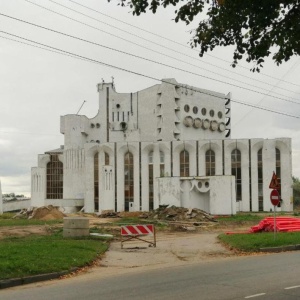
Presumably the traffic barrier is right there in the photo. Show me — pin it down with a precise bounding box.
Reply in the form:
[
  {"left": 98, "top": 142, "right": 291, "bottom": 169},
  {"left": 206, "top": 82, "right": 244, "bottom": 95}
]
[{"left": 120, "top": 224, "right": 156, "bottom": 249}]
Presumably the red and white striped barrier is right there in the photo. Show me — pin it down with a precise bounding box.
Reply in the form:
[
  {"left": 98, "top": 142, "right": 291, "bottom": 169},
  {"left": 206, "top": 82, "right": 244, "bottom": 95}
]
[
  {"left": 120, "top": 224, "right": 156, "bottom": 248},
  {"left": 121, "top": 224, "right": 154, "bottom": 236}
]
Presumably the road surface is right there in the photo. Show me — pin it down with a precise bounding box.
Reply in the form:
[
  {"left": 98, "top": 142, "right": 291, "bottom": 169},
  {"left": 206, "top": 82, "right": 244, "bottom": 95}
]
[{"left": 2, "top": 251, "right": 300, "bottom": 300}]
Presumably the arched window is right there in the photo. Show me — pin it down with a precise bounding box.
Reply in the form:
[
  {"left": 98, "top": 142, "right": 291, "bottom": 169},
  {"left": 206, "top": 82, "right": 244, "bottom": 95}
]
[
  {"left": 257, "top": 149, "right": 263, "bottom": 211},
  {"left": 231, "top": 149, "right": 242, "bottom": 201},
  {"left": 46, "top": 154, "right": 63, "bottom": 199},
  {"left": 124, "top": 152, "right": 134, "bottom": 211},
  {"left": 276, "top": 148, "right": 281, "bottom": 195},
  {"left": 180, "top": 150, "right": 189, "bottom": 177},
  {"left": 94, "top": 153, "right": 99, "bottom": 211},
  {"left": 205, "top": 150, "right": 215, "bottom": 176},
  {"left": 148, "top": 151, "right": 154, "bottom": 210}
]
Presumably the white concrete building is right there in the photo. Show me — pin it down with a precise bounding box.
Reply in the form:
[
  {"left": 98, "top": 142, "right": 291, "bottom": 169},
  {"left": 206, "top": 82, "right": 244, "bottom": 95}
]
[{"left": 31, "top": 79, "right": 293, "bottom": 214}]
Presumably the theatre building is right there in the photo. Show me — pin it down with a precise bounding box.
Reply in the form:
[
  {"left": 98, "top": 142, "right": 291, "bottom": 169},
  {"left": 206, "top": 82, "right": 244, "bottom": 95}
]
[{"left": 31, "top": 79, "right": 293, "bottom": 214}]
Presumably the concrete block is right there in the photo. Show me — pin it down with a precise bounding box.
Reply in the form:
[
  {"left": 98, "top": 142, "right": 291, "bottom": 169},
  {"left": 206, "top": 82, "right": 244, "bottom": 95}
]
[
  {"left": 63, "top": 217, "right": 89, "bottom": 229},
  {"left": 63, "top": 228, "right": 89, "bottom": 237}
]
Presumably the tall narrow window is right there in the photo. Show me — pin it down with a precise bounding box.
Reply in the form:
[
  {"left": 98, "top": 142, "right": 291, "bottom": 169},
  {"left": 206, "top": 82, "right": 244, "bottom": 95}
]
[
  {"left": 94, "top": 153, "right": 99, "bottom": 211},
  {"left": 46, "top": 154, "right": 63, "bottom": 199},
  {"left": 160, "top": 151, "right": 165, "bottom": 176},
  {"left": 124, "top": 152, "right": 134, "bottom": 211},
  {"left": 180, "top": 150, "right": 189, "bottom": 177},
  {"left": 276, "top": 148, "right": 281, "bottom": 196},
  {"left": 257, "top": 149, "right": 263, "bottom": 211},
  {"left": 148, "top": 151, "right": 154, "bottom": 210},
  {"left": 205, "top": 150, "right": 215, "bottom": 176},
  {"left": 105, "top": 152, "right": 110, "bottom": 165},
  {"left": 231, "top": 149, "right": 242, "bottom": 201}
]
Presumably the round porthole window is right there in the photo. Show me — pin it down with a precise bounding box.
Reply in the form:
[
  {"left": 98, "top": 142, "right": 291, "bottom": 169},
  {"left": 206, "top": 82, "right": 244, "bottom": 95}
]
[
  {"left": 202, "top": 119, "right": 210, "bottom": 129},
  {"left": 209, "top": 110, "right": 215, "bottom": 117},
  {"left": 218, "top": 111, "right": 223, "bottom": 119},
  {"left": 193, "top": 118, "right": 202, "bottom": 128},
  {"left": 183, "top": 116, "right": 194, "bottom": 127},
  {"left": 205, "top": 182, "right": 209, "bottom": 188},
  {"left": 193, "top": 106, "right": 198, "bottom": 114},
  {"left": 90, "top": 123, "right": 95, "bottom": 128},
  {"left": 201, "top": 108, "right": 207, "bottom": 116},
  {"left": 184, "top": 104, "right": 190, "bottom": 113},
  {"left": 96, "top": 123, "right": 100, "bottom": 128},
  {"left": 198, "top": 182, "right": 202, "bottom": 189},
  {"left": 218, "top": 122, "right": 226, "bottom": 132},
  {"left": 210, "top": 121, "right": 218, "bottom": 131}
]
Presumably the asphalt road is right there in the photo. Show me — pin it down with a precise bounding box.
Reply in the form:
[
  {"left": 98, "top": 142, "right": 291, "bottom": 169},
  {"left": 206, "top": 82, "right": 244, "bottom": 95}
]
[{"left": 2, "top": 252, "right": 300, "bottom": 300}]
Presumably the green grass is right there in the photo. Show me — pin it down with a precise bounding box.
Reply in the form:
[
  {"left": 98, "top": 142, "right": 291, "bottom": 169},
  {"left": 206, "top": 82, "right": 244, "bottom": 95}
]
[
  {"left": 219, "top": 231, "right": 300, "bottom": 252},
  {"left": 0, "top": 233, "right": 108, "bottom": 280},
  {"left": 216, "top": 214, "right": 265, "bottom": 223},
  {"left": 0, "top": 218, "right": 63, "bottom": 227}
]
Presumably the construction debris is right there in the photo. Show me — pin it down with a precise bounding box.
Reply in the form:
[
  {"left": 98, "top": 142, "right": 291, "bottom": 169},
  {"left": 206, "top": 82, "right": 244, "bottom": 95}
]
[
  {"left": 98, "top": 206, "right": 217, "bottom": 231},
  {"left": 146, "top": 206, "right": 217, "bottom": 223},
  {"left": 13, "top": 205, "right": 66, "bottom": 220}
]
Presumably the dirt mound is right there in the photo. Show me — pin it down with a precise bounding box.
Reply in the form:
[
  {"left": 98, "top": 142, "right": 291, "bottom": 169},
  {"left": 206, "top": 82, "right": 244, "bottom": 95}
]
[
  {"left": 31, "top": 206, "right": 66, "bottom": 220},
  {"left": 14, "top": 205, "right": 66, "bottom": 220}
]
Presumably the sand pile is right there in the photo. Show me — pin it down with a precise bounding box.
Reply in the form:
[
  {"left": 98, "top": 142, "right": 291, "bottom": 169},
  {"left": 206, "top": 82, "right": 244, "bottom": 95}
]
[{"left": 14, "top": 205, "right": 66, "bottom": 220}]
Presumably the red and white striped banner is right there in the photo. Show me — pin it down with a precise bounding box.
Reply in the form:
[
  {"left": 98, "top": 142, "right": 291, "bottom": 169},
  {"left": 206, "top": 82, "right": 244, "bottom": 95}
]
[{"left": 121, "top": 224, "right": 154, "bottom": 236}]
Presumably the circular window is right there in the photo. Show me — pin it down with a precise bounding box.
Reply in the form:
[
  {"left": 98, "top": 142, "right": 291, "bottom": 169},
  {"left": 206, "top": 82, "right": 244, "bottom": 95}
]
[
  {"left": 201, "top": 108, "right": 207, "bottom": 116},
  {"left": 198, "top": 182, "right": 202, "bottom": 189},
  {"left": 219, "top": 122, "right": 226, "bottom": 132},
  {"left": 193, "top": 106, "right": 198, "bottom": 114},
  {"left": 210, "top": 121, "right": 218, "bottom": 131},
  {"left": 193, "top": 118, "right": 202, "bottom": 129},
  {"left": 183, "top": 116, "right": 194, "bottom": 127},
  {"left": 184, "top": 104, "right": 190, "bottom": 113},
  {"left": 116, "top": 104, "right": 120, "bottom": 109},
  {"left": 218, "top": 111, "right": 223, "bottom": 119},
  {"left": 96, "top": 140, "right": 100, "bottom": 143},
  {"left": 90, "top": 123, "right": 95, "bottom": 128},
  {"left": 96, "top": 123, "right": 100, "bottom": 128},
  {"left": 202, "top": 119, "right": 210, "bottom": 129},
  {"left": 205, "top": 182, "right": 209, "bottom": 188},
  {"left": 209, "top": 110, "right": 215, "bottom": 117}
]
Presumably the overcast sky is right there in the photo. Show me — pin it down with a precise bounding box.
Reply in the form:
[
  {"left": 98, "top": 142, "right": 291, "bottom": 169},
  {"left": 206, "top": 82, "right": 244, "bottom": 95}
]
[{"left": 1, "top": 0, "right": 300, "bottom": 196}]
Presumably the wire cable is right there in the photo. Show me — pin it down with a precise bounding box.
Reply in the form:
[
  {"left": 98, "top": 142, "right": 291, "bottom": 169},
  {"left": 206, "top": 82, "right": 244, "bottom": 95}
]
[
  {"left": 1, "top": 30, "right": 299, "bottom": 120},
  {"left": 28, "top": 0, "right": 300, "bottom": 94},
  {"left": 1, "top": 12, "right": 300, "bottom": 106},
  {"left": 66, "top": 0, "right": 300, "bottom": 89}
]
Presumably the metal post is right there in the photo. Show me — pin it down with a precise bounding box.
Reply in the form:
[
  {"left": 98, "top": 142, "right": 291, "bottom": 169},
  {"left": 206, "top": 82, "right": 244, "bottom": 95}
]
[{"left": 274, "top": 205, "right": 277, "bottom": 240}]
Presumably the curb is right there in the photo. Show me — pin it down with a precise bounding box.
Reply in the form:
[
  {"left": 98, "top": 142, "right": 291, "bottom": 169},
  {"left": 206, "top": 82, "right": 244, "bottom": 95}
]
[
  {"left": 260, "top": 244, "right": 300, "bottom": 253},
  {"left": 0, "top": 268, "right": 78, "bottom": 290}
]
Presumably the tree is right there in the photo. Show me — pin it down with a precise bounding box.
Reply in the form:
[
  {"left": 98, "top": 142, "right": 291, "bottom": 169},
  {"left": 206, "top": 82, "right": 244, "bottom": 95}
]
[
  {"left": 110, "top": 0, "right": 300, "bottom": 71},
  {"left": 292, "top": 176, "right": 300, "bottom": 208}
]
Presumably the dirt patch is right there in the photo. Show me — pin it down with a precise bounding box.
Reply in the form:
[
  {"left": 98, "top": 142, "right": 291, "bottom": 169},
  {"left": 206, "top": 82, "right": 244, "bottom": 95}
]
[{"left": 0, "top": 225, "right": 50, "bottom": 239}]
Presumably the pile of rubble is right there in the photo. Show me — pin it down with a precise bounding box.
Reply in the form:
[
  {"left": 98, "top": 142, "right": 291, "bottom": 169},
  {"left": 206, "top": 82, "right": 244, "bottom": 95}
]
[
  {"left": 98, "top": 206, "right": 217, "bottom": 230},
  {"left": 14, "top": 205, "right": 66, "bottom": 220},
  {"left": 145, "top": 206, "right": 217, "bottom": 223}
]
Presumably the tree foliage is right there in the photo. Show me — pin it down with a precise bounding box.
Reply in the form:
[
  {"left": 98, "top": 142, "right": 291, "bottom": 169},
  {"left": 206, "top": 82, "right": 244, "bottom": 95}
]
[{"left": 110, "top": 0, "right": 300, "bottom": 71}]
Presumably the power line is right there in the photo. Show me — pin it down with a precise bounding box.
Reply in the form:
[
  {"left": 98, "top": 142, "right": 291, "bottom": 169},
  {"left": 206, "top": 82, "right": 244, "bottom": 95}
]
[
  {"left": 2, "top": 13, "right": 300, "bottom": 107},
  {"left": 66, "top": 0, "right": 300, "bottom": 89},
  {"left": 1, "top": 30, "right": 299, "bottom": 120},
  {"left": 27, "top": 0, "right": 300, "bottom": 95}
]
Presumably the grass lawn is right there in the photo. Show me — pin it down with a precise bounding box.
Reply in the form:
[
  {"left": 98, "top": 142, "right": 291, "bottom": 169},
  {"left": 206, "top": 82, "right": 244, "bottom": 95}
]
[
  {"left": 0, "top": 233, "right": 108, "bottom": 280},
  {"left": 0, "top": 213, "right": 63, "bottom": 227},
  {"left": 219, "top": 231, "right": 300, "bottom": 252}
]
